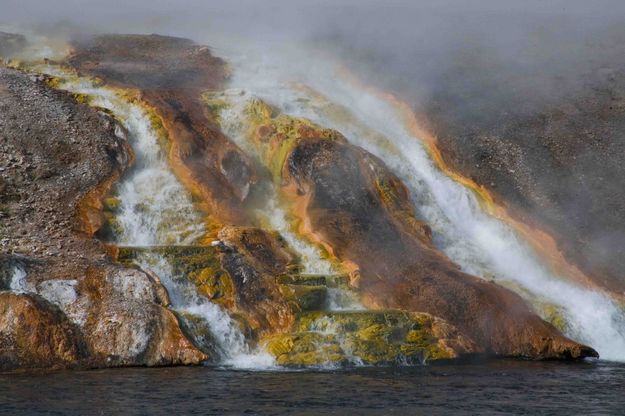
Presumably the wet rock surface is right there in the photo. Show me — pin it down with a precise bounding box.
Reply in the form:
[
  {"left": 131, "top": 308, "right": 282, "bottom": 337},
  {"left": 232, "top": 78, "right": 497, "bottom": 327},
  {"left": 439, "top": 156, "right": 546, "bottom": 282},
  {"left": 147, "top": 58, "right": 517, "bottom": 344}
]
[
  {"left": 116, "top": 237, "right": 297, "bottom": 340},
  {"left": 217, "top": 226, "right": 298, "bottom": 336},
  {"left": 0, "top": 67, "right": 205, "bottom": 370},
  {"left": 263, "top": 310, "right": 476, "bottom": 366},
  {"left": 290, "top": 136, "right": 596, "bottom": 359},
  {"left": 112, "top": 238, "right": 477, "bottom": 366},
  {"left": 244, "top": 100, "right": 598, "bottom": 360},
  {"left": 0, "top": 292, "right": 85, "bottom": 370}
]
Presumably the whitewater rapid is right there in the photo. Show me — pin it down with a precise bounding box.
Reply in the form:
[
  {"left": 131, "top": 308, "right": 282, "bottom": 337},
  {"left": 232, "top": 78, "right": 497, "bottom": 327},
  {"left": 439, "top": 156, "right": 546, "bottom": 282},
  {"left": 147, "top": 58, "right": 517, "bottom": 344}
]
[
  {"left": 38, "top": 67, "right": 275, "bottom": 369},
  {"left": 209, "top": 42, "right": 625, "bottom": 362}
]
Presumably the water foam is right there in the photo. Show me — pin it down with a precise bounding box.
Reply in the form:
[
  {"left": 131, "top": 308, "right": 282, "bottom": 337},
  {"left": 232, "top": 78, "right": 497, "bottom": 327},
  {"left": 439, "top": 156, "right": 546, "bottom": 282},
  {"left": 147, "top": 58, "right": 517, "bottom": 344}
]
[
  {"left": 135, "top": 253, "right": 275, "bottom": 368},
  {"left": 326, "top": 288, "right": 363, "bottom": 312}
]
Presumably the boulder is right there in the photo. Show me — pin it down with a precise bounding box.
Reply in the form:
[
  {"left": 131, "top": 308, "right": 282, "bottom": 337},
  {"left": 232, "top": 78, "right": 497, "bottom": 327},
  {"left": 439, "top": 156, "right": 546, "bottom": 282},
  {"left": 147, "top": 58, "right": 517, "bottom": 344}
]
[{"left": 76, "top": 265, "right": 207, "bottom": 366}]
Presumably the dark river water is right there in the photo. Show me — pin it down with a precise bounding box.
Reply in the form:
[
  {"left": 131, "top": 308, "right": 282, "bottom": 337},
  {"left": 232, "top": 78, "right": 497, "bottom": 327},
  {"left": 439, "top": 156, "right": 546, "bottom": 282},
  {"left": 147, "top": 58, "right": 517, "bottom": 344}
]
[{"left": 1, "top": 360, "right": 624, "bottom": 415}]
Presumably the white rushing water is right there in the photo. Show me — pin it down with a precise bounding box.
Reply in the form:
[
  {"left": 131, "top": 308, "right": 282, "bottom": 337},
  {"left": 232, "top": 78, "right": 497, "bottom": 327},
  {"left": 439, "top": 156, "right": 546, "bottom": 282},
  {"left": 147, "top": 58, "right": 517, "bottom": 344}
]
[
  {"left": 134, "top": 253, "right": 274, "bottom": 368},
  {"left": 325, "top": 288, "right": 363, "bottom": 312},
  {"left": 207, "top": 41, "right": 625, "bottom": 361},
  {"left": 39, "top": 68, "right": 274, "bottom": 369}
]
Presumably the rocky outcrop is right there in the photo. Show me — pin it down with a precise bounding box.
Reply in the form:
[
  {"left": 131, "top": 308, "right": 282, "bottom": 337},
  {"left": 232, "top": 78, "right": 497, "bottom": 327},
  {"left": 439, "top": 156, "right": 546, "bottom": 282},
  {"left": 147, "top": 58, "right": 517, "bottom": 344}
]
[
  {"left": 114, "top": 241, "right": 477, "bottom": 365},
  {"left": 66, "top": 34, "right": 255, "bottom": 226},
  {"left": 116, "top": 236, "right": 298, "bottom": 340},
  {"left": 62, "top": 35, "right": 432, "bottom": 362},
  {"left": 242, "top": 99, "right": 598, "bottom": 360},
  {"left": 2, "top": 31, "right": 600, "bottom": 368},
  {"left": 0, "top": 67, "right": 205, "bottom": 370},
  {"left": 77, "top": 265, "right": 205, "bottom": 366},
  {"left": 0, "top": 292, "right": 85, "bottom": 370}
]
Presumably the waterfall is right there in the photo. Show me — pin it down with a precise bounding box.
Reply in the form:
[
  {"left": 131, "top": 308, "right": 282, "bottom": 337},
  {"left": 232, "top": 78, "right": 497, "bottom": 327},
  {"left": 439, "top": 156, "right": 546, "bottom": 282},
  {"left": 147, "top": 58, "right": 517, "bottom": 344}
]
[
  {"left": 207, "top": 42, "right": 625, "bottom": 362},
  {"left": 215, "top": 87, "right": 365, "bottom": 312},
  {"left": 29, "top": 40, "right": 625, "bottom": 362},
  {"left": 218, "top": 91, "right": 334, "bottom": 276},
  {"left": 39, "top": 67, "right": 275, "bottom": 369}
]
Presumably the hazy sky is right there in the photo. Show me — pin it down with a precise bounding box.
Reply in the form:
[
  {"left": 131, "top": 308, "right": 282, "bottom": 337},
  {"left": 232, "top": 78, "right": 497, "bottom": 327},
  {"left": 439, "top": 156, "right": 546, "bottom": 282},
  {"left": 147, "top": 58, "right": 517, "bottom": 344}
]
[
  {"left": 2, "top": 0, "right": 624, "bottom": 37},
  {"left": 3, "top": 0, "right": 625, "bottom": 114}
]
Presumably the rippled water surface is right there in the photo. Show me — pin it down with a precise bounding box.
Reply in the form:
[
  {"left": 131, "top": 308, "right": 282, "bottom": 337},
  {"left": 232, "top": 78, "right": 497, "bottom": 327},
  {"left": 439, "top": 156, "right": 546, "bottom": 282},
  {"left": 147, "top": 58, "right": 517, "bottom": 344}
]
[{"left": 1, "top": 361, "right": 624, "bottom": 415}]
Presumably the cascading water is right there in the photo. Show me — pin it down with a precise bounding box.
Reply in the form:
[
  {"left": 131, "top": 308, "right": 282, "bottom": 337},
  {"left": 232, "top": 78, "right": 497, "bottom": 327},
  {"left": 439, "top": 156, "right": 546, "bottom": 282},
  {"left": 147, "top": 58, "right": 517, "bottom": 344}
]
[
  {"left": 216, "top": 89, "right": 364, "bottom": 312},
  {"left": 38, "top": 67, "right": 274, "bottom": 369},
  {"left": 258, "top": 189, "right": 333, "bottom": 276},
  {"left": 218, "top": 92, "right": 334, "bottom": 276},
  {"left": 207, "top": 42, "right": 625, "bottom": 362},
  {"left": 20, "top": 37, "right": 624, "bottom": 363}
]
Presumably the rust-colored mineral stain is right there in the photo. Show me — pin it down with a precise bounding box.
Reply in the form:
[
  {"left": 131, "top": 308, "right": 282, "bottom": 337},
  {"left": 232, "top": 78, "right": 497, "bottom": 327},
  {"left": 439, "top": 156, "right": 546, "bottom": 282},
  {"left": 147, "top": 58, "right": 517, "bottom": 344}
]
[
  {"left": 74, "top": 111, "right": 134, "bottom": 237},
  {"left": 144, "top": 100, "right": 232, "bottom": 229},
  {"left": 283, "top": 179, "right": 359, "bottom": 284}
]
